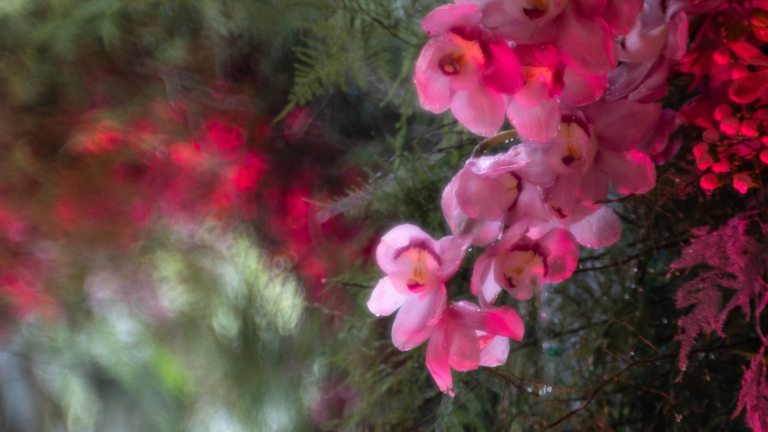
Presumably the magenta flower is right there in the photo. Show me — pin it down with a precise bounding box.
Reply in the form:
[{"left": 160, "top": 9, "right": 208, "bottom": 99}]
[
  {"left": 426, "top": 301, "right": 525, "bottom": 396},
  {"left": 471, "top": 227, "right": 579, "bottom": 303},
  {"left": 368, "top": 224, "right": 468, "bottom": 350},
  {"left": 414, "top": 3, "right": 524, "bottom": 137},
  {"left": 441, "top": 146, "right": 530, "bottom": 245}
]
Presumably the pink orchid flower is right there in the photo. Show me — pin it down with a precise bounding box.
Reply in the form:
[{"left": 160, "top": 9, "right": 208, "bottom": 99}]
[
  {"left": 441, "top": 146, "right": 530, "bottom": 246},
  {"left": 426, "top": 301, "right": 525, "bottom": 396},
  {"left": 414, "top": 3, "right": 524, "bottom": 137},
  {"left": 471, "top": 227, "right": 579, "bottom": 304},
  {"left": 368, "top": 224, "right": 468, "bottom": 350}
]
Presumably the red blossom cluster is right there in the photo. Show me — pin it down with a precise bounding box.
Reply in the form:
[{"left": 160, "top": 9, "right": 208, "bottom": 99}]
[
  {"left": 679, "top": 0, "right": 768, "bottom": 194},
  {"left": 0, "top": 88, "right": 364, "bottom": 330}
]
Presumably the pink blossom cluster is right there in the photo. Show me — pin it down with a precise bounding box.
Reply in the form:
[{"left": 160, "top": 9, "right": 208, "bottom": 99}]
[{"left": 368, "top": 0, "right": 710, "bottom": 396}]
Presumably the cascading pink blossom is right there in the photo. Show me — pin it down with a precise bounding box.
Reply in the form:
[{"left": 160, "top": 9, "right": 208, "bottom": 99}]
[{"left": 368, "top": 0, "right": 689, "bottom": 397}]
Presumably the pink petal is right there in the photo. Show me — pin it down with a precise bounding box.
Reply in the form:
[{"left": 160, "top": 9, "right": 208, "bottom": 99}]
[
  {"left": 436, "top": 235, "right": 469, "bottom": 279},
  {"left": 470, "top": 145, "right": 530, "bottom": 176},
  {"left": 604, "top": 60, "right": 656, "bottom": 101},
  {"left": 548, "top": 170, "right": 609, "bottom": 218},
  {"left": 620, "top": 22, "right": 669, "bottom": 63},
  {"left": 569, "top": 205, "right": 621, "bottom": 248},
  {"left": 603, "top": 0, "right": 643, "bottom": 36},
  {"left": 478, "top": 336, "right": 510, "bottom": 367},
  {"left": 483, "top": 39, "right": 524, "bottom": 94},
  {"left": 391, "top": 285, "right": 447, "bottom": 351},
  {"left": 471, "top": 252, "right": 502, "bottom": 305},
  {"left": 367, "top": 277, "right": 408, "bottom": 317},
  {"left": 492, "top": 219, "right": 530, "bottom": 252},
  {"left": 421, "top": 4, "right": 482, "bottom": 36},
  {"left": 426, "top": 323, "right": 454, "bottom": 396},
  {"left": 507, "top": 97, "right": 561, "bottom": 142},
  {"left": 508, "top": 183, "right": 552, "bottom": 230},
  {"left": 441, "top": 175, "right": 503, "bottom": 246},
  {"left": 664, "top": 11, "right": 688, "bottom": 61},
  {"left": 447, "top": 322, "right": 481, "bottom": 371},
  {"left": 625, "top": 58, "right": 671, "bottom": 102},
  {"left": 414, "top": 38, "right": 453, "bottom": 113},
  {"left": 483, "top": 7, "right": 538, "bottom": 42},
  {"left": 517, "top": 146, "right": 559, "bottom": 186},
  {"left": 539, "top": 228, "right": 579, "bottom": 282},
  {"left": 729, "top": 70, "right": 768, "bottom": 104},
  {"left": 375, "top": 224, "right": 433, "bottom": 275},
  {"left": 451, "top": 86, "right": 506, "bottom": 137},
  {"left": 573, "top": 0, "right": 607, "bottom": 17},
  {"left": 484, "top": 306, "right": 525, "bottom": 340},
  {"left": 639, "top": 109, "right": 681, "bottom": 161},
  {"left": 514, "top": 43, "right": 561, "bottom": 67},
  {"left": 729, "top": 39, "right": 768, "bottom": 67},
  {"left": 587, "top": 100, "right": 661, "bottom": 152},
  {"left": 561, "top": 69, "right": 608, "bottom": 106},
  {"left": 597, "top": 149, "right": 656, "bottom": 194},
  {"left": 455, "top": 166, "right": 511, "bottom": 220},
  {"left": 559, "top": 7, "right": 615, "bottom": 75}
]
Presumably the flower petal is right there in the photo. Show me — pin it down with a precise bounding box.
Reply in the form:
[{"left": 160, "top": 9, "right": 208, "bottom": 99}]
[
  {"left": 604, "top": 60, "right": 655, "bottom": 101},
  {"left": 569, "top": 205, "right": 621, "bottom": 249},
  {"left": 597, "top": 148, "right": 656, "bottom": 194},
  {"left": 367, "top": 277, "right": 408, "bottom": 317},
  {"left": 730, "top": 70, "right": 768, "bottom": 104},
  {"left": 539, "top": 228, "right": 579, "bottom": 282},
  {"left": 414, "top": 38, "right": 453, "bottom": 113},
  {"left": 471, "top": 252, "right": 502, "bottom": 306},
  {"left": 587, "top": 100, "right": 661, "bottom": 152},
  {"left": 421, "top": 3, "right": 482, "bottom": 36},
  {"left": 484, "top": 306, "right": 525, "bottom": 340},
  {"left": 436, "top": 235, "right": 469, "bottom": 279},
  {"left": 426, "top": 323, "right": 454, "bottom": 396},
  {"left": 507, "top": 97, "right": 561, "bottom": 142},
  {"left": 603, "top": 0, "right": 643, "bottom": 36},
  {"left": 574, "top": 0, "right": 607, "bottom": 17},
  {"left": 455, "top": 166, "right": 510, "bottom": 220},
  {"left": 664, "top": 11, "right": 688, "bottom": 61},
  {"left": 478, "top": 336, "right": 510, "bottom": 367},
  {"left": 451, "top": 86, "right": 506, "bottom": 137},
  {"left": 561, "top": 69, "right": 608, "bottom": 106},
  {"left": 619, "top": 22, "right": 669, "bottom": 63},
  {"left": 483, "top": 39, "right": 523, "bottom": 94},
  {"left": 441, "top": 175, "right": 503, "bottom": 246},
  {"left": 559, "top": 6, "right": 615, "bottom": 75},
  {"left": 391, "top": 285, "right": 447, "bottom": 351},
  {"left": 447, "top": 322, "right": 481, "bottom": 372}
]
